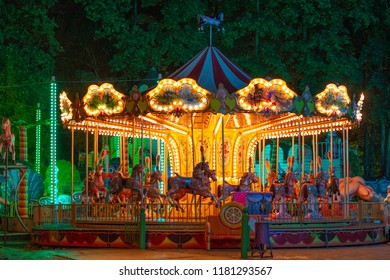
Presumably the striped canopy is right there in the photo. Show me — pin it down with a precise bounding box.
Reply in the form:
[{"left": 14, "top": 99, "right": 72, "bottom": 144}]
[{"left": 168, "top": 46, "right": 252, "bottom": 94}]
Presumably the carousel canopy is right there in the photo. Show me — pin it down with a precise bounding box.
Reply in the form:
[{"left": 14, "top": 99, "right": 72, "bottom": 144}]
[
  {"left": 168, "top": 46, "right": 252, "bottom": 94},
  {"left": 59, "top": 46, "right": 365, "bottom": 138}
]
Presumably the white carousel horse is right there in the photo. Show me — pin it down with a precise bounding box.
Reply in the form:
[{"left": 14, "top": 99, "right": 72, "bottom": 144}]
[
  {"left": 217, "top": 172, "right": 259, "bottom": 202},
  {"left": 0, "top": 118, "right": 16, "bottom": 164},
  {"left": 270, "top": 156, "right": 297, "bottom": 219},
  {"left": 197, "top": 13, "right": 224, "bottom": 32},
  {"left": 339, "top": 176, "right": 379, "bottom": 202}
]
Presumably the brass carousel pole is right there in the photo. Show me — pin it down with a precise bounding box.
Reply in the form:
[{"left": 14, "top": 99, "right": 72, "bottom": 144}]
[
  {"left": 298, "top": 118, "right": 302, "bottom": 203},
  {"left": 276, "top": 137, "right": 279, "bottom": 179},
  {"left": 262, "top": 136, "right": 266, "bottom": 190},
  {"left": 346, "top": 126, "right": 350, "bottom": 205},
  {"left": 258, "top": 137, "right": 261, "bottom": 191},
  {"left": 312, "top": 134, "right": 316, "bottom": 177},
  {"left": 302, "top": 133, "right": 305, "bottom": 180},
  {"left": 71, "top": 127, "right": 74, "bottom": 204},
  {"left": 191, "top": 113, "right": 195, "bottom": 173},
  {"left": 221, "top": 115, "right": 225, "bottom": 194},
  {"left": 85, "top": 125, "right": 89, "bottom": 205},
  {"left": 132, "top": 117, "right": 135, "bottom": 169}
]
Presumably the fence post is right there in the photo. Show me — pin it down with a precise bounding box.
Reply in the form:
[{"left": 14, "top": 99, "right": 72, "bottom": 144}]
[
  {"left": 241, "top": 208, "right": 249, "bottom": 259},
  {"left": 384, "top": 202, "right": 389, "bottom": 239},
  {"left": 139, "top": 207, "right": 146, "bottom": 249},
  {"left": 71, "top": 203, "right": 76, "bottom": 228}
]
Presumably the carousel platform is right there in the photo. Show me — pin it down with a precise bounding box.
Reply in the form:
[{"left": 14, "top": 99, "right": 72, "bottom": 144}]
[{"left": 29, "top": 214, "right": 388, "bottom": 249}]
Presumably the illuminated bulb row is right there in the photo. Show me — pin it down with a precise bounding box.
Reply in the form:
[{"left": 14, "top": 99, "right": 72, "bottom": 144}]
[
  {"left": 69, "top": 125, "right": 166, "bottom": 138},
  {"left": 316, "top": 84, "right": 351, "bottom": 116},
  {"left": 168, "top": 136, "right": 180, "bottom": 174},
  {"left": 59, "top": 92, "right": 73, "bottom": 122},
  {"left": 83, "top": 83, "right": 125, "bottom": 117},
  {"left": 149, "top": 78, "right": 210, "bottom": 97},
  {"left": 232, "top": 135, "right": 242, "bottom": 177}
]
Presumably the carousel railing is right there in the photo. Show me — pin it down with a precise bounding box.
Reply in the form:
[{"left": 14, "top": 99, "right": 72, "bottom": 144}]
[{"left": 31, "top": 201, "right": 387, "bottom": 229}]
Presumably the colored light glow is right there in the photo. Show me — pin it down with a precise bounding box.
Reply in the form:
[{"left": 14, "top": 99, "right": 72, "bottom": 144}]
[
  {"left": 36, "top": 103, "right": 41, "bottom": 174},
  {"left": 50, "top": 78, "right": 58, "bottom": 204}
]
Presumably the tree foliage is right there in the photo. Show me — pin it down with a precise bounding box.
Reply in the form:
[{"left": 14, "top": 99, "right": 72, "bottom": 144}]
[{"left": 1, "top": 0, "right": 389, "bottom": 179}]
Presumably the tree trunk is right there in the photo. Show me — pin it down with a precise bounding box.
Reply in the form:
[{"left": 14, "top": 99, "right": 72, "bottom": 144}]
[
  {"left": 381, "top": 122, "right": 386, "bottom": 175},
  {"left": 386, "top": 125, "right": 390, "bottom": 177},
  {"left": 364, "top": 125, "right": 369, "bottom": 178},
  {"left": 369, "top": 125, "right": 375, "bottom": 179}
]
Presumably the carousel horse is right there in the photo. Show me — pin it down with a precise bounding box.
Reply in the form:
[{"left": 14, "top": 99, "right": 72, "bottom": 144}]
[
  {"left": 0, "top": 118, "right": 16, "bottom": 164},
  {"left": 264, "top": 159, "right": 277, "bottom": 192},
  {"left": 339, "top": 176, "right": 379, "bottom": 202},
  {"left": 301, "top": 175, "right": 322, "bottom": 219},
  {"left": 144, "top": 169, "right": 166, "bottom": 215},
  {"left": 217, "top": 171, "right": 259, "bottom": 202},
  {"left": 123, "top": 163, "right": 147, "bottom": 203},
  {"left": 327, "top": 166, "right": 341, "bottom": 203},
  {"left": 109, "top": 169, "right": 130, "bottom": 204},
  {"left": 145, "top": 170, "right": 164, "bottom": 204},
  {"left": 81, "top": 171, "right": 99, "bottom": 203},
  {"left": 197, "top": 12, "right": 224, "bottom": 32},
  {"left": 93, "top": 165, "right": 106, "bottom": 201},
  {"left": 270, "top": 156, "right": 297, "bottom": 219},
  {"left": 166, "top": 161, "right": 219, "bottom": 211}
]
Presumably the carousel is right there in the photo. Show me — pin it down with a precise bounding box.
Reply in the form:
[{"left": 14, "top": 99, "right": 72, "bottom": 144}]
[{"left": 30, "top": 45, "right": 388, "bottom": 250}]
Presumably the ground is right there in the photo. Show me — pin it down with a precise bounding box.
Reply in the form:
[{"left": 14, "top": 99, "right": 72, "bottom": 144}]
[{"left": 1, "top": 240, "right": 390, "bottom": 260}]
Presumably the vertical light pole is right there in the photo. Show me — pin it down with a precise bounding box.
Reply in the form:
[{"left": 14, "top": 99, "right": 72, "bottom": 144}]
[
  {"left": 50, "top": 76, "right": 58, "bottom": 204},
  {"left": 36, "top": 103, "right": 41, "bottom": 174}
]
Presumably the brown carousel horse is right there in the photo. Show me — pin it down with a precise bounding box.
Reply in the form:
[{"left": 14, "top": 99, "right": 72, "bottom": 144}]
[
  {"left": 145, "top": 170, "right": 164, "bottom": 203},
  {"left": 120, "top": 163, "right": 147, "bottom": 204},
  {"left": 0, "top": 118, "right": 16, "bottom": 164},
  {"left": 166, "top": 161, "right": 219, "bottom": 211},
  {"left": 81, "top": 165, "right": 107, "bottom": 203},
  {"left": 109, "top": 168, "right": 130, "bottom": 204}
]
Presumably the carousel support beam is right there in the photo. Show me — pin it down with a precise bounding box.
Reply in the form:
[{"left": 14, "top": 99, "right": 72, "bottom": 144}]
[
  {"left": 222, "top": 116, "right": 225, "bottom": 190},
  {"left": 85, "top": 125, "right": 89, "bottom": 205},
  {"left": 298, "top": 118, "right": 302, "bottom": 202},
  {"left": 276, "top": 137, "right": 279, "bottom": 179},
  {"left": 346, "top": 128, "right": 350, "bottom": 204},
  {"left": 191, "top": 113, "right": 195, "bottom": 172},
  {"left": 71, "top": 127, "right": 74, "bottom": 204},
  {"left": 132, "top": 118, "right": 136, "bottom": 169},
  {"left": 312, "top": 135, "right": 316, "bottom": 176},
  {"left": 258, "top": 137, "right": 261, "bottom": 190},
  {"left": 302, "top": 134, "right": 305, "bottom": 180},
  {"left": 262, "top": 137, "right": 265, "bottom": 191}
]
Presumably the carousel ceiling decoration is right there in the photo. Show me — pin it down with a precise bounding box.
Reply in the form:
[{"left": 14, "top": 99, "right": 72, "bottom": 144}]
[
  {"left": 315, "top": 83, "right": 351, "bottom": 119},
  {"left": 82, "top": 83, "right": 125, "bottom": 117},
  {"left": 236, "top": 78, "right": 297, "bottom": 115},
  {"left": 146, "top": 78, "right": 209, "bottom": 117}
]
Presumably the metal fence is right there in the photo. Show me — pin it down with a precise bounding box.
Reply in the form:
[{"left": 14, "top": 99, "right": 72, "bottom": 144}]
[{"left": 31, "top": 201, "right": 388, "bottom": 229}]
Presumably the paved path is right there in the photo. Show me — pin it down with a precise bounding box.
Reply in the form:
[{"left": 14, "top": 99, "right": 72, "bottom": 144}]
[{"left": 1, "top": 241, "right": 390, "bottom": 260}]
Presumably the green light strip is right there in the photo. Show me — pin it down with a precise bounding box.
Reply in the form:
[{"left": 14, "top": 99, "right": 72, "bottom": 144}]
[
  {"left": 36, "top": 103, "right": 41, "bottom": 174},
  {"left": 50, "top": 79, "right": 57, "bottom": 203}
]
